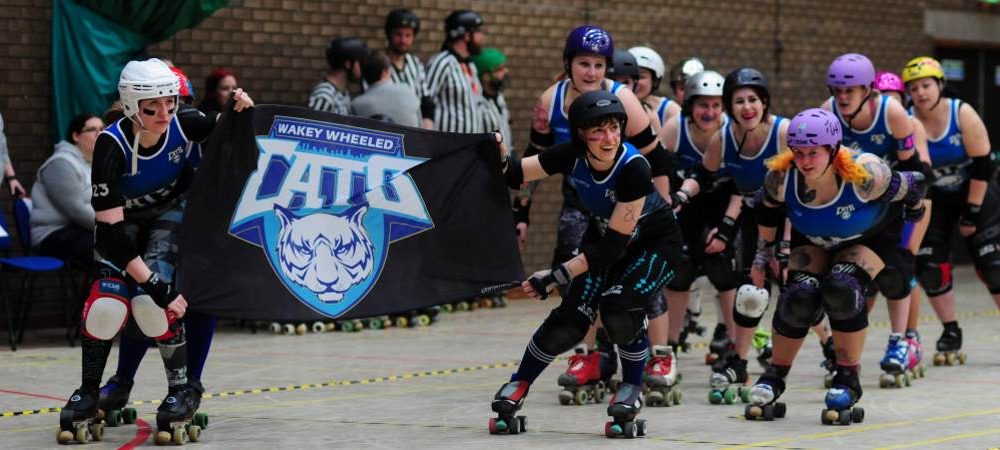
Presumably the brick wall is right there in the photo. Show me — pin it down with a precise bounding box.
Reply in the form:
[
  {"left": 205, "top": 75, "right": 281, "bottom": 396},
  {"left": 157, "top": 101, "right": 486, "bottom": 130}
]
[{"left": 0, "top": 0, "right": 983, "bottom": 327}]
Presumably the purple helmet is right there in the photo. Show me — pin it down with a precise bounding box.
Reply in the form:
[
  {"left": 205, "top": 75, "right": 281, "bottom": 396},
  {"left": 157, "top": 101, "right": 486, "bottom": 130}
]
[
  {"left": 786, "top": 108, "right": 842, "bottom": 150},
  {"left": 563, "top": 25, "right": 614, "bottom": 68},
  {"left": 827, "top": 53, "right": 875, "bottom": 88},
  {"left": 874, "top": 70, "right": 905, "bottom": 94}
]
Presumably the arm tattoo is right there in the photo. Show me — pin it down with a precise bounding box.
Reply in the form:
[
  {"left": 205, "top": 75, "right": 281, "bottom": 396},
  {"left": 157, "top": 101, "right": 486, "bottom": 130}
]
[
  {"left": 763, "top": 170, "right": 785, "bottom": 203},
  {"left": 623, "top": 204, "right": 638, "bottom": 224},
  {"left": 796, "top": 172, "right": 817, "bottom": 203},
  {"left": 860, "top": 160, "right": 891, "bottom": 198}
]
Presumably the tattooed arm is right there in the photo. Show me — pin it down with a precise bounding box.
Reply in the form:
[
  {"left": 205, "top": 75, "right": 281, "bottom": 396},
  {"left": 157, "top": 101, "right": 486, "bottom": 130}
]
[{"left": 855, "top": 153, "right": 893, "bottom": 201}]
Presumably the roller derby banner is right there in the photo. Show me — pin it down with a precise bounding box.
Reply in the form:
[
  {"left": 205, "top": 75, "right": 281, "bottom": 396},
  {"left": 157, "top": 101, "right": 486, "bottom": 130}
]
[{"left": 178, "top": 104, "right": 523, "bottom": 320}]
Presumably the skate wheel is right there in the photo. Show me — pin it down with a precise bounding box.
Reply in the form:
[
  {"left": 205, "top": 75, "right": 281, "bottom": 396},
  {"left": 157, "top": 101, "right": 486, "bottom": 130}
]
[
  {"left": 723, "top": 388, "right": 737, "bottom": 404},
  {"left": 269, "top": 322, "right": 282, "bottom": 334},
  {"left": 488, "top": 417, "right": 502, "bottom": 434},
  {"left": 155, "top": 430, "right": 172, "bottom": 445},
  {"left": 456, "top": 302, "right": 469, "bottom": 312},
  {"left": 90, "top": 422, "right": 103, "bottom": 441},
  {"left": 517, "top": 415, "right": 527, "bottom": 432},
  {"left": 708, "top": 390, "right": 722, "bottom": 405},
  {"left": 739, "top": 387, "right": 751, "bottom": 404},
  {"left": 623, "top": 421, "right": 636, "bottom": 439},
  {"left": 903, "top": 373, "right": 911, "bottom": 387},
  {"left": 124, "top": 407, "right": 137, "bottom": 424},
  {"left": 933, "top": 353, "right": 945, "bottom": 366},
  {"left": 774, "top": 402, "right": 787, "bottom": 419},
  {"left": 673, "top": 389, "right": 683, "bottom": 405},
  {"left": 415, "top": 315, "right": 431, "bottom": 327},
  {"left": 821, "top": 409, "right": 836, "bottom": 425},
  {"left": 595, "top": 387, "right": 606, "bottom": 402},
  {"left": 574, "top": 389, "right": 588, "bottom": 405},
  {"left": 441, "top": 304, "right": 454, "bottom": 313},
  {"left": 958, "top": 353, "right": 967, "bottom": 365},
  {"left": 762, "top": 404, "right": 775, "bottom": 421},
  {"left": 918, "top": 365, "right": 926, "bottom": 378},
  {"left": 480, "top": 298, "right": 493, "bottom": 308},
  {"left": 340, "top": 321, "right": 355, "bottom": 332},
  {"left": 312, "top": 322, "right": 326, "bottom": 333},
  {"left": 282, "top": 324, "right": 295, "bottom": 335},
  {"left": 745, "top": 405, "right": 762, "bottom": 420},
  {"left": 194, "top": 412, "right": 209, "bottom": 429},
  {"left": 838, "top": 409, "right": 852, "bottom": 425},
  {"left": 649, "top": 390, "right": 665, "bottom": 406},
  {"left": 604, "top": 421, "right": 616, "bottom": 438},
  {"left": 705, "top": 353, "right": 717, "bottom": 365},
  {"left": 173, "top": 427, "right": 186, "bottom": 445},
  {"left": 107, "top": 409, "right": 122, "bottom": 427},
  {"left": 558, "top": 391, "right": 572, "bottom": 405},
  {"left": 57, "top": 428, "right": 73, "bottom": 444},
  {"left": 636, "top": 419, "right": 646, "bottom": 437},
  {"left": 608, "top": 379, "right": 620, "bottom": 393},
  {"left": 187, "top": 424, "right": 201, "bottom": 442},
  {"left": 506, "top": 417, "right": 519, "bottom": 435},
  {"left": 395, "top": 317, "right": 408, "bottom": 328},
  {"left": 74, "top": 425, "right": 88, "bottom": 443},
  {"left": 851, "top": 406, "right": 865, "bottom": 423}
]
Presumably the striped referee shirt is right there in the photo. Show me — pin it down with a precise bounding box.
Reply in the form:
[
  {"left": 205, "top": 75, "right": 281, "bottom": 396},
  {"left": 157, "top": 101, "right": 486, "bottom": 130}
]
[
  {"left": 391, "top": 53, "right": 428, "bottom": 100},
  {"left": 426, "top": 49, "right": 483, "bottom": 133},
  {"left": 479, "top": 93, "right": 514, "bottom": 148},
  {"left": 308, "top": 80, "right": 351, "bottom": 115}
]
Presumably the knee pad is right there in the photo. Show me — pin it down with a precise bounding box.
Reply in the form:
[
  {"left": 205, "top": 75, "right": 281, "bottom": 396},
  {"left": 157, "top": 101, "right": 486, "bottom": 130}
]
[
  {"left": 665, "top": 251, "right": 697, "bottom": 291},
  {"left": 81, "top": 278, "right": 130, "bottom": 341},
  {"left": 916, "top": 260, "right": 952, "bottom": 296},
  {"left": 535, "top": 309, "right": 588, "bottom": 356},
  {"left": 976, "top": 263, "right": 1000, "bottom": 294},
  {"left": 772, "top": 271, "right": 823, "bottom": 339},
  {"left": 734, "top": 284, "right": 770, "bottom": 328},
  {"left": 822, "top": 263, "right": 871, "bottom": 332},
  {"left": 600, "top": 307, "right": 648, "bottom": 346},
  {"left": 703, "top": 251, "right": 738, "bottom": 291},
  {"left": 131, "top": 294, "right": 178, "bottom": 340},
  {"left": 875, "top": 265, "right": 912, "bottom": 300}
]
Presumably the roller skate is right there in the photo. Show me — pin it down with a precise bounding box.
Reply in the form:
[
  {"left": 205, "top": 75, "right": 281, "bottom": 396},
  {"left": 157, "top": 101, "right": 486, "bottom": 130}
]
[
  {"left": 154, "top": 384, "right": 207, "bottom": 445},
  {"left": 604, "top": 383, "right": 646, "bottom": 438},
  {"left": 98, "top": 375, "right": 137, "bottom": 427},
  {"left": 676, "top": 306, "right": 705, "bottom": 354},
  {"left": 57, "top": 388, "right": 104, "bottom": 444},
  {"left": 705, "top": 323, "right": 731, "bottom": 365},
  {"left": 820, "top": 337, "right": 837, "bottom": 388},
  {"left": 905, "top": 330, "right": 925, "bottom": 379},
  {"left": 753, "top": 328, "right": 773, "bottom": 371},
  {"left": 709, "top": 354, "right": 749, "bottom": 404},
  {"left": 744, "top": 365, "right": 788, "bottom": 421},
  {"left": 643, "top": 345, "right": 681, "bottom": 407},
  {"left": 489, "top": 381, "right": 528, "bottom": 435},
  {"left": 821, "top": 365, "right": 865, "bottom": 425},
  {"left": 557, "top": 347, "right": 612, "bottom": 405},
  {"left": 879, "top": 333, "right": 911, "bottom": 388},
  {"left": 933, "top": 323, "right": 967, "bottom": 366}
]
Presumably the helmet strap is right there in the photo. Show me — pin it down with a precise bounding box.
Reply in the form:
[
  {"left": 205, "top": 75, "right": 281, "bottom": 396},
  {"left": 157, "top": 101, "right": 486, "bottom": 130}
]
[
  {"left": 128, "top": 116, "right": 146, "bottom": 176},
  {"left": 930, "top": 79, "right": 945, "bottom": 110},
  {"left": 842, "top": 88, "right": 873, "bottom": 130}
]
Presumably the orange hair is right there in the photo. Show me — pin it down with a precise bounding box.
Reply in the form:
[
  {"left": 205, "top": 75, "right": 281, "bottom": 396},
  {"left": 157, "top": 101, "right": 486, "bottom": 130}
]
[{"left": 764, "top": 147, "right": 870, "bottom": 185}]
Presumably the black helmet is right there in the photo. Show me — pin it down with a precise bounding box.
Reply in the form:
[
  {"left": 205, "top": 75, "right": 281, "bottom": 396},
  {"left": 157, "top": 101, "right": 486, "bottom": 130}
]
[
  {"left": 723, "top": 67, "right": 770, "bottom": 120},
  {"left": 569, "top": 90, "right": 627, "bottom": 150},
  {"left": 445, "top": 10, "right": 484, "bottom": 40},
  {"left": 607, "top": 49, "right": 640, "bottom": 81},
  {"left": 385, "top": 9, "right": 420, "bottom": 37},
  {"left": 326, "top": 37, "right": 369, "bottom": 70}
]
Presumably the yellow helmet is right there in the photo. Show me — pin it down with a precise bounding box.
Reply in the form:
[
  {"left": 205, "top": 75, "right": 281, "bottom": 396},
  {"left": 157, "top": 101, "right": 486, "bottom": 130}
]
[{"left": 901, "top": 56, "right": 944, "bottom": 83}]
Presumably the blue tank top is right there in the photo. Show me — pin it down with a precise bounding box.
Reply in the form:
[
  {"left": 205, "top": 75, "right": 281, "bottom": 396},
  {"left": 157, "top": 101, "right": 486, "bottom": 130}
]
[
  {"left": 655, "top": 97, "right": 674, "bottom": 127},
  {"left": 675, "top": 113, "right": 730, "bottom": 172},
  {"left": 567, "top": 143, "right": 665, "bottom": 221},
  {"left": 722, "top": 116, "right": 786, "bottom": 194},
  {"left": 832, "top": 94, "right": 894, "bottom": 158},
  {"left": 784, "top": 157, "right": 889, "bottom": 248},
  {"left": 549, "top": 79, "right": 624, "bottom": 145},
  {"left": 104, "top": 115, "right": 192, "bottom": 203},
  {"left": 913, "top": 99, "right": 968, "bottom": 192}
]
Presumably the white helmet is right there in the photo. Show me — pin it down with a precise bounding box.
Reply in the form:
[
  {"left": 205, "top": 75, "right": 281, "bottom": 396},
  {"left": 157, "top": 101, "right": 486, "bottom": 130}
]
[
  {"left": 684, "top": 70, "right": 724, "bottom": 98},
  {"left": 118, "top": 58, "right": 179, "bottom": 118},
  {"left": 627, "top": 46, "right": 665, "bottom": 80}
]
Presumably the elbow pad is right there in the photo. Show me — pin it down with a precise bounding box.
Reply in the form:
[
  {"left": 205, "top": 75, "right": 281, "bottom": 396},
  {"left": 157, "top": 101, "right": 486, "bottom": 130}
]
[
  {"left": 523, "top": 142, "right": 541, "bottom": 158},
  {"left": 883, "top": 171, "right": 927, "bottom": 208},
  {"left": 95, "top": 221, "right": 139, "bottom": 270},
  {"left": 582, "top": 228, "right": 630, "bottom": 271},
  {"left": 645, "top": 143, "right": 674, "bottom": 177},
  {"left": 504, "top": 152, "right": 524, "bottom": 189},
  {"left": 970, "top": 155, "right": 993, "bottom": 181},
  {"left": 419, "top": 96, "right": 435, "bottom": 120},
  {"left": 530, "top": 128, "right": 554, "bottom": 148},
  {"left": 626, "top": 124, "right": 657, "bottom": 149},
  {"left": 755, "top": 201, "right": 784, "bottom": 228}
]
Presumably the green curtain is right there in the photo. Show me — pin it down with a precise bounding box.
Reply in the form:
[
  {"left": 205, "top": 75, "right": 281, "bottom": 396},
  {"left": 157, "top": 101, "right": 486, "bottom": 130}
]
[
  {"left": 50, "top": 0, "right": 228, "bottom": 141},
  {"left": 75, "top": 0, "right": 228, "bottom": 43},
  {"left": 51, "top": 0, "right": 147, "bottom": 142}
]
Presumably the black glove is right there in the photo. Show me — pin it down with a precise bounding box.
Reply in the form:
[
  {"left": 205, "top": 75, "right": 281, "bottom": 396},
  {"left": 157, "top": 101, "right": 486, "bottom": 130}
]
[
  {"left": 714, "top": 216, "right": 737, "bottom": 245},
  {"left": 140, "top": 273, "right": 179, "bottom": 309},
  {"left": 669, "top": 189, "right": 691, "bottom": 209},
  {"left": 960, "top": 203, "right": 981, "bottom": 228},
  {"left": 527, "top": 265, "right": 571, "bottom": 300},
  {"left": 904, "top": 204, "right": 926, "bottom": 222}
]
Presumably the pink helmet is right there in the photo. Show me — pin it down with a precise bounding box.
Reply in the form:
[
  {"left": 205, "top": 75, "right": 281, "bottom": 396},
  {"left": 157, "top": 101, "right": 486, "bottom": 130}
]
[{"left": 874, "top": 71, "right": 904, "bottom": 94}]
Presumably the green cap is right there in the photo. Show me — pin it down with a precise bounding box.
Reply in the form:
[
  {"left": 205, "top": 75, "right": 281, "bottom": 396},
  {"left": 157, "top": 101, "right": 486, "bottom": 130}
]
[{"left": 471, "top": 48, "right": 507, "bottom": 75}]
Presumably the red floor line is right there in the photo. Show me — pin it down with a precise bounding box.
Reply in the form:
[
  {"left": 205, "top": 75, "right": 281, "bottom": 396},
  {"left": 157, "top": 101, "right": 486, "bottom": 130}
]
[
  {"left": 118, "top": 418, "right": 151, "bottom": 450},
  {"left": 0, "top": 388, "right": 65, "bottom": 402}
]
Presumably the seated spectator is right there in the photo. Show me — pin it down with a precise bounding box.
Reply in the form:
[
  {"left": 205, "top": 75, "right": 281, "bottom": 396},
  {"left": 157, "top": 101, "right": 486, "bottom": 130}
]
[
  {"left": 0, "top": 111, "right": 26, "bottom": 197},
  {"left": 30, "top": 113, "right": 99, "bottom": 268},
  {"left": 199, "top": 68, "right": 238, "bottom": 117},
  {"left": 351, "top": 51, "right": 421, "bottom": 127}
]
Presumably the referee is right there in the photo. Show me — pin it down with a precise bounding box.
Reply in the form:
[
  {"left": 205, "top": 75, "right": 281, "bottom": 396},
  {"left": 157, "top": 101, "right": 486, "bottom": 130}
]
[
  {"left": 384, "top": 9, "right": 435, "bottom": 129},
  {"left": 309, "top": 37, "right": 368, "bottom": 115},
  {"left": 425, "top": 10, "right": 485, "bottom": 133}
]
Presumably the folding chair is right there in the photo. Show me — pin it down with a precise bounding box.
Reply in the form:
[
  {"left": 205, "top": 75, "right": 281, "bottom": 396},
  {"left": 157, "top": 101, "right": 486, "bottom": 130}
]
[{"left": 3, "top": 198, "right": 68, "bottom": 350}]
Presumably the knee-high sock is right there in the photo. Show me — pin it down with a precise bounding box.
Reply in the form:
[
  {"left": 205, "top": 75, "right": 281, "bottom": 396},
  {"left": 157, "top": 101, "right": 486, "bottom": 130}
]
[
  {"left": 115, "top": 329, "right": 152, "bottom": 381},
  {"left": 183, "top": 312, "right": 218, "bottom": 383},
  {"left": 156, "top": 323, "right": 188, "bottom": 389},
  {"left": 82, "top": 336, "right": 113, "bottom": 391},
  {"left": 511, "top": 334, "right": 557, "bottom": 384},
  {"left": 618, "top": 336, "right": 649, "bottom": 386}
]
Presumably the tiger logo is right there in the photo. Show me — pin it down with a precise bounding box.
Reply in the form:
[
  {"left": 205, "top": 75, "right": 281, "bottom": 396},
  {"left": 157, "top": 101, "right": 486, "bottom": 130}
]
[{"left": 274, "top": 205, "right": 376, "bottom": 302}]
